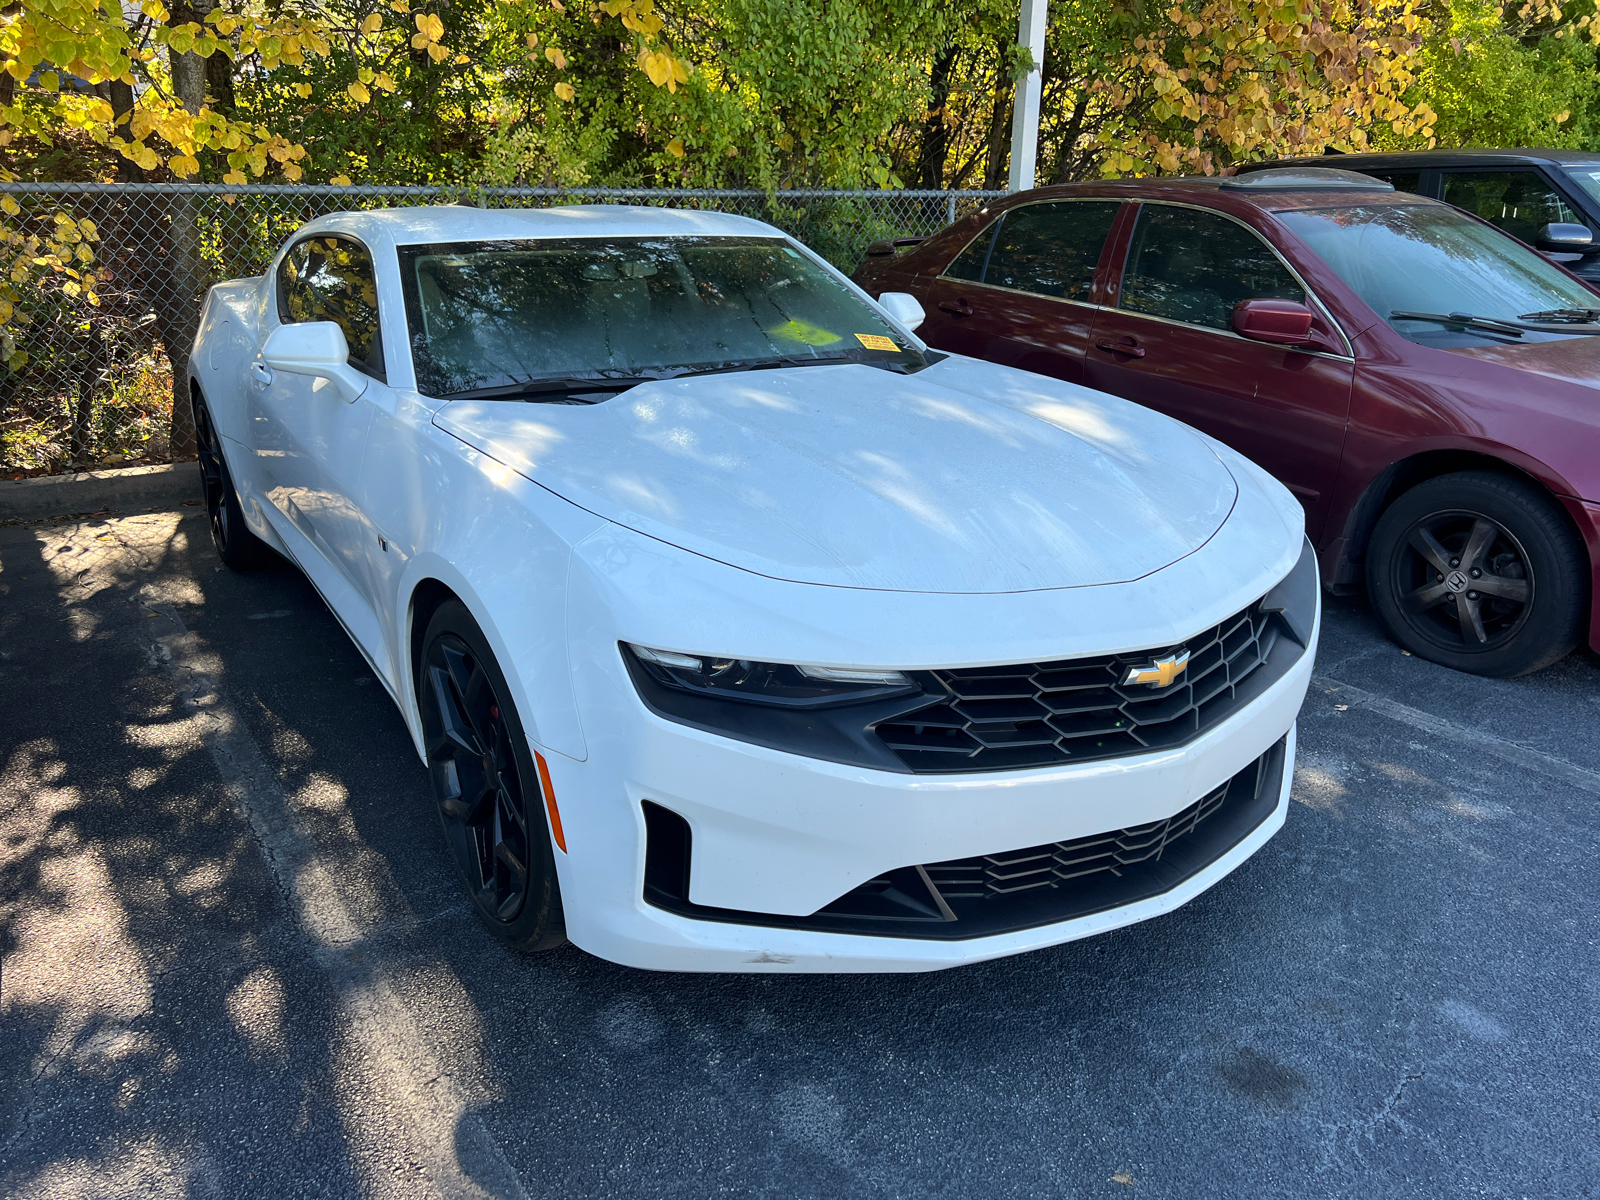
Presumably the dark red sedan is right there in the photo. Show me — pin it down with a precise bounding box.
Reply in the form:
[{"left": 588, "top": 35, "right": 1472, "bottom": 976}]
[{"left": 855, "top": 166, "right": 1600, "bottom": 677}]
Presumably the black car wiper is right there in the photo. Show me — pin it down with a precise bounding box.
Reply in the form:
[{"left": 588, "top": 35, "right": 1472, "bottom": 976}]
[
  {"left": 1516, "top": 307, "right": 1600, "bottom": 324},
  {"left": 674, "top": 353, "right": 922, "bottom": 379},
  {"left": 1391, "top": 310, "right": 1524, "bottom": 338},
  {"left": 441, "top": 375, "right": 662, "bottom": 403}
]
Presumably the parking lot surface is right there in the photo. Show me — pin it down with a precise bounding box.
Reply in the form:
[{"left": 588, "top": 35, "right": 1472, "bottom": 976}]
[{"left": 2, "top": 507, "right": 1598, "bottom": 1199}]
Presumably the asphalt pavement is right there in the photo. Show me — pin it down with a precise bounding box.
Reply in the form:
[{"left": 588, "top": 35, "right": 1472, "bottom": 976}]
[{"left": 2, "top": 505, "right": 1598, "bottom": 1199}]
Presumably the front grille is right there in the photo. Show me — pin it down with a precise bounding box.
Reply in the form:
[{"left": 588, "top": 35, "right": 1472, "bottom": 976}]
[
  {"left": 920, "top": 774, "right": 1235, "bottom": 901},
  {"left": 641, "top": 736, "right": 1287, "bottom": 941},
  {"left": 874, "top": 597, "right": 1293, "bottom": 773}
]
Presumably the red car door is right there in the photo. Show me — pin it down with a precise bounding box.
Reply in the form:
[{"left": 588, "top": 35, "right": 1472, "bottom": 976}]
[
  {"left": 1084, "top": 202, "right": 1354, "bottom": 540},
  {"left": 917, "top": 199, "right": 1122, "bottom": 384}
]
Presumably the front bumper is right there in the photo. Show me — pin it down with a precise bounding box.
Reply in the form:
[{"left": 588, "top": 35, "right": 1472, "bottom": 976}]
[{"left": 545, "top": 593, "right": 1314, "bottom": 972}]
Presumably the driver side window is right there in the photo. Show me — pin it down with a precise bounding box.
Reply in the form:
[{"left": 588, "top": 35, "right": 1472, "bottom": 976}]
[
  {"left": 278, "top": 235, "right": 386, "bottom": 380},
  {"left": 1120, "top": 205, "right": 1304, "bottom": 332}
]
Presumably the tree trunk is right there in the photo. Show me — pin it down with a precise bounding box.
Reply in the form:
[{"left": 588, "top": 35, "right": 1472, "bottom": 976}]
[
  {"left": 152, "top": 0, "right": 217, "bottom": 460},
  {"left": 917, "top": 45, "right": 958, "bottom": 191},
  {"left": 981, "top": 47, "right": 1013, "bottom": 191},
  {"left": 1049, "top": 92, "right": 1092, "bottom": 184}
]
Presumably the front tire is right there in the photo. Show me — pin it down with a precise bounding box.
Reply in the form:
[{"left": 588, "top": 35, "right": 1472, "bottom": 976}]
[
  {"left": 193, "top": 393, "right": 267, "bottom": 570},
  {"left": 418, "top": 600, "right": 566, "bottom": 950},
  {"left": 1367, "top": 470, "right": 1586, "bottom": 677}
]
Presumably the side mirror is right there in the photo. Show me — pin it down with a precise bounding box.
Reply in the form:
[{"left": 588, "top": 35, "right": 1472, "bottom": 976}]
[
  {"left": 877, "top": 291, "right": 926, "bottom": 332},
  {"left": 1232, "top": 297, "right": 1338, "bottom": 352},
  {"left": 1536, "top": 222, "right": 1595, "bottom": 252},
  {"left": 262, "top": 321, "right": 369, "bottom": 402}
]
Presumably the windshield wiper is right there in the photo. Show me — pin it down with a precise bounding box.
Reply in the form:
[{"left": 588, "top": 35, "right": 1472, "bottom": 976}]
[
  {"left": 442, "top": 374, "right": 662, "bottom": 403},
  {"left": 1391, "top": 310, "right": 1524, "bottom": 338},
  {"left": 1516, "top": 307, "right": 1600, "bottom": 324},
  {"left": 675, "top": 353, "right": 922, "bottom": 379}
]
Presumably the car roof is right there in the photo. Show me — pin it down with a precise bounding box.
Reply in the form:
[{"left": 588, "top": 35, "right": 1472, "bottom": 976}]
[
  {"left": 1241, "top": 148, "right": 1600, "bottom": 170},
  {"left": 1002, "top": 174, "right": 1432, "bottom": 215},
  {"left": 312, "top": 204, "right": 786, "bottom": 246}
]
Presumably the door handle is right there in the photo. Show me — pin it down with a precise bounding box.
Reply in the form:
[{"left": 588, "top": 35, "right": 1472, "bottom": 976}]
[
  {"left": 250, "top": 361, "right": 274, "bottom": 387},
  {"left": 938, "top": 298, "right": 974, "bottom": 317},
  {"left": 1095, "top": 338, "right": 1146, "bottom": 359}
]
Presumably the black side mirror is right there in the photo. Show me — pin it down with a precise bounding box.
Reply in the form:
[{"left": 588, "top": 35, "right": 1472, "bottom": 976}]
[{"left": 1536, "top": 222, "right": 1595, "bottom": 252}]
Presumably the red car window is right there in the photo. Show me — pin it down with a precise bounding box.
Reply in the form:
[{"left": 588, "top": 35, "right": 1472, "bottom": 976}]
[
  {"left": 983, "top": 201, "right": 1120, "bottom": 302},
  {"left": 1120, "top": 205, "right": 1304, "bottom": 332}
]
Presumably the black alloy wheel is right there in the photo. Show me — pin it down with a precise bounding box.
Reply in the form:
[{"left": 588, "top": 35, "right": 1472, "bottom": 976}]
[
  {"left": 419, "top": 600, "right": 565, "bottom": 949},
  {"left": 1368, "top": 471, "right": 1587, "bottom": 677},
  {"left": 193, "top": 393, "right": 267, "bottom": 570}
]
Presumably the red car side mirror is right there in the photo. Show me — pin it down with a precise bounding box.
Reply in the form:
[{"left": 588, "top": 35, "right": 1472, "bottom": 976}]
[{"left": 1233, "top": 298, "right": 1317, "bottom": 346}]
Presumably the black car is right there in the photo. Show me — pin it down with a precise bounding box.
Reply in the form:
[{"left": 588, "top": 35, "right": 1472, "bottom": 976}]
[{"left": 1238, "top": 149, "right": 1600, "bottom": 280}]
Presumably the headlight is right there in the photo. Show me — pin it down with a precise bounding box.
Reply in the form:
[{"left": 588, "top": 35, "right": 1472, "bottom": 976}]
[{"left": 627, "top": 644, "right": 916, "bottom": 706}]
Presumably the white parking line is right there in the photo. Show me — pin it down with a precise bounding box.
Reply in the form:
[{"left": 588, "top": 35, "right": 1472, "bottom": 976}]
[
  {"left": 1313, "top": 675, "right": 1600, "bottom": 796},
  {"left": 146, "top": 595, "right": 529, "bottom": 1200}
]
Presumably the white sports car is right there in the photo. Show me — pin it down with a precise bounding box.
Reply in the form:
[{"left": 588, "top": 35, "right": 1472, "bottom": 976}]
[{"left": 190, "top": 205, "right": 1317, "bottom": 973}]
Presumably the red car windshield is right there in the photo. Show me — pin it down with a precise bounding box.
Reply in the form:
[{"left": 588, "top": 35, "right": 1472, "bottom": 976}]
[{"left": 1278, "top": 204, "right": 1599, "bottom": 345}]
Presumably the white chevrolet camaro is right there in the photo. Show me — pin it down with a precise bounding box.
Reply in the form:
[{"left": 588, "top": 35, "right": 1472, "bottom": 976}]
[{"left": 190, "top": 205, "right": 1318, "bottom": 973}]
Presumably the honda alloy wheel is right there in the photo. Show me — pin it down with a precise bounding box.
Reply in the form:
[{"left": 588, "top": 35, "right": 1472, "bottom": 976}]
[
  {"left": 419, "top": 600, "right": 566, "bottom": 949},
  {"left": 1368, "top": 471, "right": 1586, "bottom": 677}
]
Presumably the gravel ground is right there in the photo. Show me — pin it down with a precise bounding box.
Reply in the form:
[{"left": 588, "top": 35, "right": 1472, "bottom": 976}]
[{"left": 2, "top": 507, "right": 1597, "bottom": 1200}]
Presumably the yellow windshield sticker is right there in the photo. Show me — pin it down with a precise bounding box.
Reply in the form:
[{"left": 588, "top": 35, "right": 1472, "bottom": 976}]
[
  {"left": 767, "top": 318, "right": 843, "bottom": 347},
  {"left": 855, "top": 333, "right": 899, "bottom": 352}
]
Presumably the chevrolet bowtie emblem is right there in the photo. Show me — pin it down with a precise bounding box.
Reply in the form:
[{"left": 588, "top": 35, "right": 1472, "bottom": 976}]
[{"left": 1123, "top": 650, "right": 1191, "bottom": 689}]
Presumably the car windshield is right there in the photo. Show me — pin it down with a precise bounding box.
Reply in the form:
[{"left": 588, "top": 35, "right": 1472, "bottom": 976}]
[
  {"left": 1276, "top": 203, "right": 1600, "bottom": 347},
  {"left": 397, "top": 235, "right": 923, "bottom": 398}
]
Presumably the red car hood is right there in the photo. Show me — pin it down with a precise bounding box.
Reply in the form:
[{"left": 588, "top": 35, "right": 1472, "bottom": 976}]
[{"left": 1447, "top": 334, "right": 1600, "bottom": 388}]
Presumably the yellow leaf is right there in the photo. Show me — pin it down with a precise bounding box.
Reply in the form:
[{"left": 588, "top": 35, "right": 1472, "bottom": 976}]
[
  {"left": 75, "top": 243, "right": 94, "bottom": 262},
  {"left": 295, "top": 82, "right": 313, "bottom": 98},
  {"left": 0, "top": 197, "right": 18, "bottom": 216},
  {"left": 348, "top": 81, "right": 371, "bottom": 103},
  {"left": 0, "top": 301, "right": 11, "bottom": 323},
  {"left": 412, "top": 32, "right": 429, "bottom": 47},
  {"left": 666, "top": 137, "right": 685, "bottom": 158},
  {"left": 553, "top": 81, "right": 576, "bottom": 101},
  {"left": 362, "top": 13, "right": 383, "bottom": 33},
  {"left": 169, "top": 153, "right": 201, "bottom": 177},
  {"left": 454, "top": 53, "right": 469, "bottom": 63},
  {"left": 375, "top": 73, "right": 398, "bottom": 91},
  {"left": 359, "top": 67, "right": 375, "bottom": 83},
  {"left": 391, "top": 1, "right": 410, "bottom": 10},
  {"left": 331, "top": 174, "right": 353, "bottom": 186},
  {"left": 134, "top": 145, "right": 159, "bottom": 171},
  {"left": 427, "top": 41, "right": 449, "bottom": 61},
  {"left": 525, "top": 31, "right": 540, "bottom": 48},
  {"left": 546, "top": 46, "right": 567, "bottom": 68},
  {"left": 1554, "top": 109, "right": 1571, "bottom": 123},
  {"left": 283, "top": 162, "right": 304, "bottom": 181}
]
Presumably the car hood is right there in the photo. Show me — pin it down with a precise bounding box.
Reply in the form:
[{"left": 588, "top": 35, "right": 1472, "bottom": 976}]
[
  {"left": 431, "top": 356, "right": 1238, "bottom": 593},
  {"left": 1447, "top": 333, "right": 1600, "bottom": 388}
]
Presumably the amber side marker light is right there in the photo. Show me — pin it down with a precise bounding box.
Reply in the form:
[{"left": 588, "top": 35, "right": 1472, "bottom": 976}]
[{"left": 534, "top": 750, "right": 567, "bottom": 853}]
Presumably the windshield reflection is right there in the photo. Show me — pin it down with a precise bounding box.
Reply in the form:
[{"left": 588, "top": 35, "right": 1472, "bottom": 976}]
[
  {"left": 1279, "top": 204, "right": 1600, "bottom": 347},
  {"left": 398, "top": 236, "right": 924, "bottom": 399}
]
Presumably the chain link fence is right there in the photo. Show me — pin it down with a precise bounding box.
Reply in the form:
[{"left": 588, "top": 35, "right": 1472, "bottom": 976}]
[{"left": 0, "top": 183, "right": 1005, "bottom": 477}]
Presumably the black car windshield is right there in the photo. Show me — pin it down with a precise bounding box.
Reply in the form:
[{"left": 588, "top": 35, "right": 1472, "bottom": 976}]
[
  {"left": 397, "top": 235, "right": 923, "bottom": 398},
  {"left": 1276, "top": 203, "right": 1600, "bottom": 346}
]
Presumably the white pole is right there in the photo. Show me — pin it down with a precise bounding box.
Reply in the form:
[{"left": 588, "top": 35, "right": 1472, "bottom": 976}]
[{"left": 1008, "top": 0, "right": 1049, "bottom": 191}]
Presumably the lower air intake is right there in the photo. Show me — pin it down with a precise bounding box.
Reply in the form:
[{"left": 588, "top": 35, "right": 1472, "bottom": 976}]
[{"left": 641, "top": 736, "right": 1286, "bottom": 941}]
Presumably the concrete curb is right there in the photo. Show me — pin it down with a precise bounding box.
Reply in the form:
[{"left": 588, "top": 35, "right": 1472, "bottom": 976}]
[{"left": 1, "top": 462, "right": 200, "bottom": 521}]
